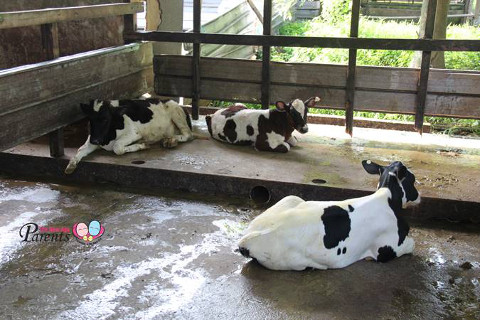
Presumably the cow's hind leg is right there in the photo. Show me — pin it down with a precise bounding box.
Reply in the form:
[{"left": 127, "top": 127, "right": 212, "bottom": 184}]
[
  {"left": 65, "top": 137, "right": 99, "bottom": 174},
  {"left": 168, "top": 102, "right": 194, "bottom": 143}
]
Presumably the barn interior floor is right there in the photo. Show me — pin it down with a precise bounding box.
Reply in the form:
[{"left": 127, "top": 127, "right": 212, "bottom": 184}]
[
  {"left": 0, "top": 178, "right": 479, "bottom": 319},
  {"left": 0, "top": 117, "right": 479, "bottom": 221}
]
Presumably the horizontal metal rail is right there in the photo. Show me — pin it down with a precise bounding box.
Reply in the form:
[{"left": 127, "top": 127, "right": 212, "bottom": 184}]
[{"left": 125, "top": 31, "right": 480, "bottom": 51}]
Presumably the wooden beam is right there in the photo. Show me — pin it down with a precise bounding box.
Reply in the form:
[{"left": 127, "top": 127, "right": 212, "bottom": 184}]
[
  {"left": 415, "top": 0, "right": 437, "bottom": 133},
  {"left": 0, "top": 43, "right": 153, "bottom": 152},
  {"left": 345, "top": 0, "right": 361, "bottom": 136},
  {"left": 153, "top": 55, "right": 480, "bottom": 119},
  {"left": 40, "top": 22, "right": 64, "bottom": 157},
  {"left": 126, "top": 31, "right": 480, "bottom": 51},
  {"left": 0, "top": 3, "right": 144, "bottom": 29}
]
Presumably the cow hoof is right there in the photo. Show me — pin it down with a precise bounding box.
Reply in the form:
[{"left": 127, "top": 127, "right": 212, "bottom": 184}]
[
  {"left": 64, "top": 164, "right": 76, "bottom": 174},
  {"left": 163, "top": 138, "right": 178, "bottom": 148}
]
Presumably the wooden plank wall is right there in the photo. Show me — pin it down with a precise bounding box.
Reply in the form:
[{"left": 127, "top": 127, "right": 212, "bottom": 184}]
[
  {"left": 0, "top": 0, "right": 126, "bottom": 69},
  {"left": 154, "top": 55, "right": 480, "bottom": 119},
  {"left": 0, "top": 42, "right": 153, "bottom": 151}
]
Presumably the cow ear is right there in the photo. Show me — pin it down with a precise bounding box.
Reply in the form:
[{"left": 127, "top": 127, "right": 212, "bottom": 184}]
[
  {"left": 275, "top": 101, "right": 287, "bottom": 111},
  {"left": 304, "top": 96, "right": 320, "bottom": 108},
  {"left": 362, "top": 160, "right": 384, "bottom": 175}
]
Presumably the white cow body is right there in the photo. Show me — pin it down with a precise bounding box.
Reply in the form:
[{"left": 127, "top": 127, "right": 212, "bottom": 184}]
[
  {"left": 238, "top": 160, "right": 421, "bottom": 271},
  {"left": 65, "top": 99, "right": 193, "bottom": 174}
]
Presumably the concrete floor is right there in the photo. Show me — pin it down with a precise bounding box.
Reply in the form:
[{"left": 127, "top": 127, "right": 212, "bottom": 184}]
[{"left": 0, "top": 179, "right": 479, "bottom": 320}]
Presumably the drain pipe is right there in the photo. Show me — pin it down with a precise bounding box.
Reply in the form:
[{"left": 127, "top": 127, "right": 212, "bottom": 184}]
[{"left": 250, "top": 185, "right": 271, "bottom": 205}]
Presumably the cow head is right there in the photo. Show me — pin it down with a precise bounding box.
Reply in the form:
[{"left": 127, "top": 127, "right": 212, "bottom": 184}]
[
  {"left": 275, "top": 97, "right": 319, "bottom": 134},
  {"left": 80, "top": 100, "right": 116, "bottom": 146},
  {"left": 362, "top": 160, "right": 420, "bottom": 209}
]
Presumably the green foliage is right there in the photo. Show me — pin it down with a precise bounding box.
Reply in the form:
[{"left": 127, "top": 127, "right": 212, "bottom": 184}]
[
  {"left": 269, "top": 17, "right": 480, "bottom": 131},
  {"left": 321, "top": 0, "right": 351, "bottom": 24},
  {"left": 272, "top": 18, "right": 480, "bottom": 71}
]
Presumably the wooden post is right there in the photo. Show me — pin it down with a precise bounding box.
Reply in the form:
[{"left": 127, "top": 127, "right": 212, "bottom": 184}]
[
  {"left": 192, "top": 0, "right": 202, "bottom": 120},
  {"left": 41, "top": 22, "right": 65, "bottom": 157},
  {"left": 415, "top": 0, "right": 437, "bottom": 134},
  {"left": 123, "top": 0, "right": 138, "bottom": 43},
  {"left": 345, "top": 0, "right": 360, "bottom": 136},
  {"left": 261, "top": 0, "right": 272, "bottom": 109}
]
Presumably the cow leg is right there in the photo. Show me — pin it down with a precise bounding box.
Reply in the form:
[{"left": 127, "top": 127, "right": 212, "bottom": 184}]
[
  {"left": 170, "top": 104, "right": 193, "bottom": 142},
  {"left": 65, "top": 137, "right": 99, "bottom": 174},
  {"left": 112, "top": 133, "right": 143, "bottom": 155},
  {"left": 286, "top": 136, "right": 298, "bottom": 147},
  {"left": 374, "top": 235, "right": 415, "bottom": 263},
  {"left": 255, "top": 140, "right": 290, "bottom": 153}
]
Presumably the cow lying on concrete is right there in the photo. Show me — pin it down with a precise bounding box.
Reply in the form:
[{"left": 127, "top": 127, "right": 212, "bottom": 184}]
[
  {"left": 238, "top": 160, "right": 421, "bottom": 270},
  {"left": 65, "top": 98, "right": 193, "bottom": 174},
  {"left": 205, "top": 97, "right": 320, "bottom": 152}
]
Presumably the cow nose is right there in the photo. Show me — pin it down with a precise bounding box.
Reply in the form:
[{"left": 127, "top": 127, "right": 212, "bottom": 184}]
[
  {"left": 299, "top": 125, "right": 308, "bottom": 134},
  {"left": 90, "top": 138, "right": 101, "bottom": 145}
]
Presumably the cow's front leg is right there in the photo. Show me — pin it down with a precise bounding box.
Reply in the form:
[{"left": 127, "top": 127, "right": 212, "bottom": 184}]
[
  {"left": 374, "top": 235, "right": 415, "bottom": 263},
  {"left": 65, "top": 137, "right": 99, "bottom": 174},
  {"left": 286, "top": 136, "right": 298, "bottom": 147},
  {"left": 112, "top": 133, "right": 142, "bottom": 155},
  {"left": 255, "top": 133, "right": 290, "bottom": 153}
]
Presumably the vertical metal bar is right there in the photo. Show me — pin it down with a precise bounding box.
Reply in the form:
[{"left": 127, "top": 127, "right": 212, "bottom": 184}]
[
  {"left": 345, "top": 0, "right": 360, "bottom": 136},
  {"left": 41, "top": 22, "right": 65, "bottom": 157},
  {"left": 191, "top": 0, "right": 202, "bottom": 120},
  {"left": 415, "top": 0, "right": 437, "bottom": 133},
  {"left": 261, "top": 0, "right": 272, "bottom": 109}
]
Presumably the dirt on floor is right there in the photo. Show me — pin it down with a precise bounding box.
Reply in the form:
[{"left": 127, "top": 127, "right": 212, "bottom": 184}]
[{"left": 0, "top": 179, "right": 479, "bottom": 320}]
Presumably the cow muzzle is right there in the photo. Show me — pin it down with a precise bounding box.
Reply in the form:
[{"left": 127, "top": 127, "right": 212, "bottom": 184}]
[{"left": 298, "top": 124, "right": 309, "bottom": 134}]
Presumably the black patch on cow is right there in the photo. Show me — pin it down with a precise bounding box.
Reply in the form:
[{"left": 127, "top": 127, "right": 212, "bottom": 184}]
[
  {"left": 397, "top": 216, "right": 409, "bottom": 246},
  {"left": 402, "top": 171, "right": 419, "bottom": 202},
  {"left": 183, "top": 108, "right": 193, "bottom": 130},
  {"left": 221, "top": 105, "right": 247, "bottom": 118},
  {"left": 246, "top": 125, "right": 254, "bottom": 136},
  {"left": 255, "top": 111, "right": 294, "bottom": 151},
  {"left": 223, "top": 119, "right": 237, "bottom": 142},
  {"left": 217, "top": 133, "right": 227, "bottom": 141},
  {"left": 321, "top": 205, "right": 351, "bottom": 249},
  {"left": 342, "top": 247, "right": 347, "bottom": 254},
  {"left": 118, "top": 99, "right": 154, "bottom": 123},
  {"left": 289, "top": 107, "right": 306, "bottom": 129},
  {"left": 206, "top": 116, "right": 213, "bottom": 137},
  {"left": 377, "top": 245, "right": 397, "bottom": 263},
  {"left": 238, "top": 247, "right": 250, "bottom": 258},
  {"left": 337, "top": 248, "right": 341, "bottom": 255},
  {"left": 348, "top": 205, "right": 354, "bottom": 212}
]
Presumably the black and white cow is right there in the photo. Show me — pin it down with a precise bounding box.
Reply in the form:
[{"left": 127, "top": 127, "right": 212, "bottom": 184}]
[
  {"left": 238, "top": 160, "right": 421, "bottom": 270},
  {"left": 205, "top": 97, "right": 320, "bottom": 152},
  {"left": 65, "top": 98, "right": 193, "bottom": 174}
]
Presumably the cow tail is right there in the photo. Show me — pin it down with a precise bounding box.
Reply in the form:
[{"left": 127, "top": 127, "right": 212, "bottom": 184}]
[
  {"left": 183, "top": 108, "right": 193, "bottom": 130},
  {"left": 205, "top": 115, "right": 213, "bottom": 137}
]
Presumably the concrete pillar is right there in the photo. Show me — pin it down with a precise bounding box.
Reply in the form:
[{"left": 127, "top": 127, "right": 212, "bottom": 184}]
[{"left": 153, "top": 0, "right": 184, "bottom": 55}]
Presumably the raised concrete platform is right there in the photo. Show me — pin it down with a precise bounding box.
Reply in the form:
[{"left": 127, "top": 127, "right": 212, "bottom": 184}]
[{"left": 1, "top": 117, "right": 479, "bottom": 221}]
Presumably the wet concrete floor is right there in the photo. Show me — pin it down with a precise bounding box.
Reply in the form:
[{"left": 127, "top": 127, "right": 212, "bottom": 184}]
[{"left": 0, "top": 179, "right": 479, "bottom": 320}]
